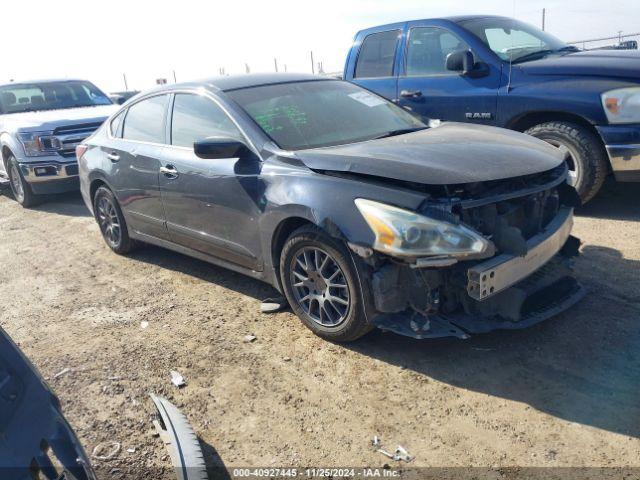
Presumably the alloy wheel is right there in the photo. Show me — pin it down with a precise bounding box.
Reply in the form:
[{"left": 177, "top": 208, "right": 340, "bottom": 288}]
[
  {"left": 289, "top": 246, "right": 351, "bottom": 327},
  {"left": 97, "top": 196, "right": 121, "bottom": 248},
  {"left": 9, "top": 163, "right": 24, "bottom": 203}
]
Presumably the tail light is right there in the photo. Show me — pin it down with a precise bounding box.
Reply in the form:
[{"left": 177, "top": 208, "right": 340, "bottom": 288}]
[{"left": 75, "top": 144, "right": 88, "bottom": 160}]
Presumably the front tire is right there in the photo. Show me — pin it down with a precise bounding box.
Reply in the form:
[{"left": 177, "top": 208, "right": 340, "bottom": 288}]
[
  {"left": 7, "top": 156, "right": 40, "bottom": 207},
  {"left": 280, "top": 225, "right": 372, "bottom": 342},
  {"left": 93, "top": 186, "right": 135, "bottom": 254},
  {"left": 525, "top": 121, "right": 608, "bottom": 204}
]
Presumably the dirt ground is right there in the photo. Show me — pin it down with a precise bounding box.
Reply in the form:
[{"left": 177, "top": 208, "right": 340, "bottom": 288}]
[{"left": 0, "top": 181, "right": 638, "bottom": 479}]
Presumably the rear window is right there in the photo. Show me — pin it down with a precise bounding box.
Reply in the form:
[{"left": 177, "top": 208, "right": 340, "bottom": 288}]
[
  {"left": 355, "top": 30, "right": 400, "bottom": 78},
  {"left": 122, "top": 95, "right": 168, "bottom": 144}
]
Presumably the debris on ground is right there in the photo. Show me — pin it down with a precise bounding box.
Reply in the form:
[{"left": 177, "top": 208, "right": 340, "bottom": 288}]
[
  {"left": 127, "top": 447, "right": 136, "bottom": 453},
  {"left": 260, "top": 297, "right": 288, "bottom": 313},
  {"left": 372, "top": 436, "right": 414, "bottom": 463},
  {"left": 150, "top": 394, "right": 207, "bottom": 479},
  {"left": 283, "top": 357, "right": 291, "bottom": 362},
  {"left": 243, "top": 334, "right": 257, "bottom": 343},
  {"left": 140, "top": 321, "right": 149, "bottom": 329},
  {"left": 170, "top": 370, "right": 186, "bottom": 388},
  {"left": 92, "top": 441, "right": 121, "bottom": 461},
  {"left": 394, "top": 445, "right": 414, "bottom": 462},
  {"left": 53, "top": 367, "right": 71, "bottom": 379}
]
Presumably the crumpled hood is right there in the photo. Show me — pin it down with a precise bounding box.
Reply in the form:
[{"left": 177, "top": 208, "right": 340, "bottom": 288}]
[
  {"left": 293, "top": 123, "right": 564, "bottom": 185},
  {"left": 519, "top": 49, "right": 640, "bottom": 80},
  {"left": 0, "top": 104, "right": 117, "bottom": 133}
]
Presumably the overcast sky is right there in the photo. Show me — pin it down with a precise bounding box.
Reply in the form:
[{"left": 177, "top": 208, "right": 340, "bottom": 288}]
[{"left": 1, "top": 0, "right": 638, "bottom": 92}]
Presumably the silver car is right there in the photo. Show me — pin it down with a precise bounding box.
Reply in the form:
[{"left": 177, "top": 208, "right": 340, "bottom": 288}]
[{"left": 0, "top": 79, "right": 117, "bottom": 207}]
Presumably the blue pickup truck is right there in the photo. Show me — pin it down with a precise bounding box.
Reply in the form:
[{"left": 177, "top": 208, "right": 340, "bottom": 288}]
[{"left": 344, "top": 15, "right": 640, "bottom": 202}]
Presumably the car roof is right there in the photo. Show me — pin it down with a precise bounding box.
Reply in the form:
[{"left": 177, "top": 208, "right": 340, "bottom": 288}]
[
  {"left": 157, "top": 73, "right": 334, "bottom": 95},
  {"left": 0, "top": 78, "right": 90, "bottom": 88},
  {"left": 356, "top": 15, "right": 510, "bottom": 35}
]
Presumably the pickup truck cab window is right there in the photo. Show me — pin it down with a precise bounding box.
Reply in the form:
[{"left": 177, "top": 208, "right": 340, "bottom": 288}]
[
  {"left": 122, "top": 95, "right": 169, "bottom": 144},
  {"left": 170, "top": 93, "right": 241, "bottom": 148},
  {"left": 355, "top": 30, "right": 400, "bottom": 78},
  {"left": 406, "top": 27, "right": 470, "bottom": 76}
]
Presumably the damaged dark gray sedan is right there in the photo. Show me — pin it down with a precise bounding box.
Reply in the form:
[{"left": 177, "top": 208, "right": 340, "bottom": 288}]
[{"left": 78, "top": 73, "right": 584, "bottom": 342}]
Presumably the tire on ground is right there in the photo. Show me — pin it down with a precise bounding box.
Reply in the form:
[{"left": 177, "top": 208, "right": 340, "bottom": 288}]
[
  {"left": 525, "top": 121, "right": 608, "bottom": 204},
  {"left": 93, "top": 186, "right": 136, "bottom": 255},
  {"left": 280, "top": 225, "right": 373, "bottom": 342},
  {"left": 7, "top": 155, "right": 40, "bottom": 208}
]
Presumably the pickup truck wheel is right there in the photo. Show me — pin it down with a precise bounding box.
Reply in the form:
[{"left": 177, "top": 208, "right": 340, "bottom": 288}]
[
  {"left": 93, "top": 186, "right": 135, "bottom": 254},
  {"left": 280, "top": 225, "right": 373, "bottom": 342},
  {"left": 525, "top": 121, "right": 608, "bottom": 204},
  {"left": 7, "top": 156, "right": 40, "bottom": 208}
]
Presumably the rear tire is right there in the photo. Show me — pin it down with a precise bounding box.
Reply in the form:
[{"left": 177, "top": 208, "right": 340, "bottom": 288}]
[
  {"left": 525, "top": 121, "right": 608, "bottom": 204},
  {"left": 280, "top": 225, "right": 373, "bottom": 342},
  {"left": 93, "top": 186, "right": 135, "bottom": 255},
  {"left": 7, "top": 155, "right": 40, "bottom": 208}
]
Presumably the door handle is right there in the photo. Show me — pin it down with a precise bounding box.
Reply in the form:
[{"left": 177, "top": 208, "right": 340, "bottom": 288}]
[
  {"left": 107, "top": 152, "right": 120, "bottom": 162},
  {"left": 400, "top": 89, "right": 422, "bottom": 98},
  {"left": 160, "top": 165, "right": 179, "bottom": 178}
]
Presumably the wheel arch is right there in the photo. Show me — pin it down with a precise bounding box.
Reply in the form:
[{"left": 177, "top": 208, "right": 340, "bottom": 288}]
[
  {"left": 1, "top": 144, "right": 14, "bottom": 172},
  {"left": 269, "top": 214, "right": 353, "bottom": 292},
  {"left": 89, "top": 178, "right": 109, "bottom": 205},
  {"left": 506, "top": 110, "right": 601, "bottom": 138},
  {"left": 270, "top": 216, "right": 316, "bottom": 291}
]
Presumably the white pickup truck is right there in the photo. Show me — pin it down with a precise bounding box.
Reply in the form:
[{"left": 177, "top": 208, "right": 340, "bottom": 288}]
[{"left": 0, "top": 79, "right": 118, "bottom": 207}]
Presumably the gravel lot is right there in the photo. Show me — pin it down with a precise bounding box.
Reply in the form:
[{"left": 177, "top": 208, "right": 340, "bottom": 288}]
[{"left": 0, "top": 182, "right": 638, "bottom": 479}]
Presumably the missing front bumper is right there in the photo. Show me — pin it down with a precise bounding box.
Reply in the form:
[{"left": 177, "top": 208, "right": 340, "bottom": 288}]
[
  {"left": 467, "top": 207, "right": 574, "bottom": 301},
  {"left": 374, "top": 258, "right": 585, "bottom": 339}
]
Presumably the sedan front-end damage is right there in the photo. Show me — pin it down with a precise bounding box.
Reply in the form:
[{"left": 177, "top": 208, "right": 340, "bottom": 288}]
[{"left": 349, "top": 163, "right": 585, "bottom": 339}]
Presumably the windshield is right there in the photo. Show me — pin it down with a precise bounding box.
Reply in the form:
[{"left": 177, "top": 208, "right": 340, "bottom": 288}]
[
  {"left": 0, "top": 80, "right": 112, "bottom": 114},
  {"left": 460, "top": 17, "right": 572, "bottom": 63},
  {"left": 227, "top": 80, "right": 426, "bottom": 150}
]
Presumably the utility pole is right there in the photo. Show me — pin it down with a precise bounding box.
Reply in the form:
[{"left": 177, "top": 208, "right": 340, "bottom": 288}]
[
  {"left": 310, "top": 51, "right": 315, "bottom": 74},
  {"left": 123, "top": 73, "right": 128, "bottom": 90},
  {"left": 542, "top": 8, "right": 546, "bottom": 31},
  {"left": 173, "top": 70, "right": 177, "bottom": 83},
  {"left": 274, "top": 58, "right": 278, "bottom": 72}
]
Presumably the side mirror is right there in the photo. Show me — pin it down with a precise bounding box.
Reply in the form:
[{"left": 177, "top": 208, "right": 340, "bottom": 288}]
[
  {"left": 194, "top": 138, "right": 251, "bottom": 159},
  {"left": 445, "top": 49, "right": 475, "bottom": 74}
]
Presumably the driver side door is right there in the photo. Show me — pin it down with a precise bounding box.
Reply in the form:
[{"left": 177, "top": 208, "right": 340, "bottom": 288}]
[
  {"left": 397, "top": 23, "right": 501, "bottom": 124},
  {"left": 159, "top": 92, "right": 263, "bottom": 270}
]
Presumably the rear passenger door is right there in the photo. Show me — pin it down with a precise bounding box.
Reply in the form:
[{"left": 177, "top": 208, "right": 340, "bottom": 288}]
[
  {"left": 108, "top": 94, "right": 171, "bottom": 240},
  {"left": 350, "top": 29, "right": 402, "bottom": 102},
  {"left": 396, "top": 23, "right": 501, "bottom": 124}
]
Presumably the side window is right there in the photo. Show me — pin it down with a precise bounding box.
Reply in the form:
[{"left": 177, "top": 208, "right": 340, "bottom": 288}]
[
  {"left": 110, "top": 110, "right": 125, "bottom": 137},
  {"left": 170, "top": 93, "right": 241, "bottom": 148},
  {"left": 354, "top": 30, "right": 400, "bottom": 78},
  {"left": 122, "top": 95, "right": 168, "bottom": 143},
  {"left": 406, "top": 27, "right": 470, "bottom": 76}
]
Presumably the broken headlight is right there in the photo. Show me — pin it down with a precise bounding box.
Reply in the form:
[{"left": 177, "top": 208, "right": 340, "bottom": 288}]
[{"left": 355, "top": 198, "right": 492, "bottom": 259}]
